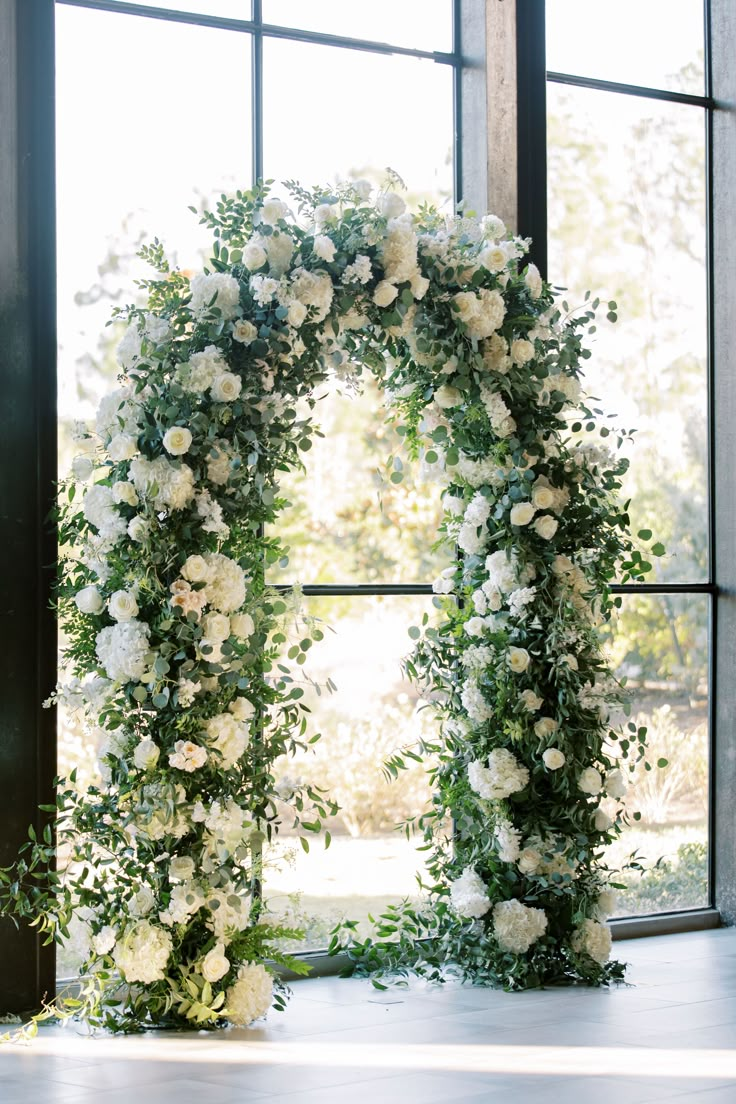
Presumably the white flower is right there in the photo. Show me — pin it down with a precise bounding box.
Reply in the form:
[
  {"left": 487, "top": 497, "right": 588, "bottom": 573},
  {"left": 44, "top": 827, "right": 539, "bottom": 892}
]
[
  {"left": 202, "top": 552, "right": 247, "bottom": 613},
  {"left": 525, "top": 263, "right": 543, "bottom": 298},
  {"left": 508, "top": 647, "right": 531, "bottom": 673},
  {"left": 353, "top": 179, "right": 372, "bottom": 201},
  {"left": 542, "top": 748, "right": 566, "bottom": 770},
  {"left": 343, "top": 254, "right": 372, "bottom": 285},
  {"left": 313, "top": 234, "right": 336, "bottom": 262},
  {"left": 114, "top": 920, "right": 173, "bottom": 984},
  {"left": 605, "top": 768, "right": 628, "bottom": 799},
  {"left": 434, "top": 384, "right": 463, "bottom": 409},
  {"left": 130, "top": 887, "right": 155, "bottom": 917},
  {"left": 520, "top": 689, "right": 543, "bottom": 712},
  {"left": 411, "top": 273, "right": 430, "bottom": 299},
  {"left": 373, "top": 280, "right": 399, "bottom": 308},
  {"left": 182, "top": 555, "right": 212, "bottom": 585},
  {"left": 127, "top": 516, "right": 150, "bottom": 543},
  {"left": 201, "top": 612, "right": 230, "bottom": 641},
  {"left": 201, "top": 943, "right": 230, "bottom": 983},
  {"left": 460, "top": 680, "right": 494, "bottom": 724},
  {"left": 432, "top": 566, "right": 456, "bottom": 595},
  {"left": 594, "top": 808, "right": 613, "bottom": 831},
  {"left": 260, "top": 197, "right": 289, "bottom": 225},
  {"left": 211, "top": 372, "right": 242, "bottom": 403},
  {"left": 377, "top": 192, "right": 406, "bottom": 219},
  {"left": 511, "top": 338, "right": 535, "bottom": 365},
  {"left": 450, "top": 867, "right": 491, "bottom": 919},
  {"left": 287, "top": 301, "right": 308, "bottom": 328},
  {"left": 230, "top": 612, "right": 255, "bottom": 639},
  {"left": 492, "top": 899, "right": 547, "bottom": 954},
  {"left": 517, "top": 847, "right": 542, "bottom": 875},
  {"left": 72, "top": 455, "right": 94, "bottom": 481},
  {"left": 162, "top": 426, "right": 193, "bottom": 456},
  {"left": 481, "top": 214, "right": 506, "bottom": 240},
  {"left": 133, "top": 739, "right": 160, "bottom": 771},
  {"left": 534, "top": 515, "right": 559, "bottom": 540},
  {"left": 92, "top": 926, "right": 117, "bottom": 956},
  {"left": 485, "top": 550, "right": 522, "bottom": 594},
  {"left": 534, "top": 717, "right": 559, "bottom": 738},
  {"left": 314, "top": 202, "right": 336, "bottom": 226},
  {"left": 290, "top": 267, "right": 334, "bottom": 322},
  {"left": 229, "top": 696, "right": 255, "bottom": 722},
  {"left": 579, "top": 767, "right": 603, "bottom": 795},
  {"left": 232, "top": 320, "right": 257, "bottom": 344},
  {"left": 169, "top": 856, "right": 195, "bottom": 882},
  {"left": 75, "top": 585, "right": 104, "bottom": 615},
  {"left": 225, "top": 962, "right": 273, "bottom": 1025},
  {"left": 190, "top": 272, "right": 241, "bottom": 321},
  {"left": 129, "top": 455, "right": 195, "bottom": 512},
  {"left": 242, "top": 238, "right": 267, "bottom": 270},
  {"left": 108, "top": 590, "right": 139, "bottom": 622},
  {"left": 478, "top": 243, "right": 508, "bottom": 272},
  {"left": 177, "top": 678, "right": 201, "bottom": 708},
  {"left": 468, "top": 748, "right": 529, "bottom": 801},
  {"left": 205, "top": 713, "right": 248, "bottom": 769},
  {"left": 169, "top": 739, "right": 208, "bottom": 772},
  {"left": 532, "top": 485, "right": 556, "bottom": 511},
  {"left": 95, "top": 620, "right": 150, "bottom": 683},
  {"left": 464, "top": 616, "right": 487, "bottom": 637},
  {"left": 572, "top": 918, "right": 612, "bottom": 965},
  {"left": 510, "top": 502, "right": 535, "bottom": 526},
  {"left": 495, "top": 818, "right": 521, "bottom": 863},
  {"left": 112, "top": 480, "right": 139, "bottom": 506}
]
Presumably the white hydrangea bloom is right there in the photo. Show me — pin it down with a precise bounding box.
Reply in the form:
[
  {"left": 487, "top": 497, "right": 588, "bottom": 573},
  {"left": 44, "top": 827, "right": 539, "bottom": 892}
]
[
  {"left": 225, "top": 962, "right": 273, "bottom": 1025},
  {"left": 492, "top": 899, "right": 547, "bottom": 954},
  {"left": 95, "top": 620, "right": 150, "bottom": 683},
  {"left": 113, "top": 920, "right": 173, "bottom": 983},
  {"left": 449, "top": 867, "right": 491, "bottom": 919},
  {"left": 572, "top": 918, "right": 612, "bottom": 965},
  {"left": 468, "top": 748, "right": 529, "bottom": 801}
]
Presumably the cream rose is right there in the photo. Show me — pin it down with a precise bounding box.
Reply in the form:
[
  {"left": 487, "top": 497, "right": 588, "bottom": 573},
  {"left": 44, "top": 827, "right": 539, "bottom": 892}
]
[
  {"left": 133, "top": 738, "right": 160, "bottom": 771},
  {"left": 113, "top": 480, "right": 139, "bottom": 506},
  {"left": 169, "top": 856, "right": 195, "bottom": 882},
  {"left": 201, "top": 943, "right": 230, "bottom": 983},
  {"left": 201, "top": 612, "right": 231, "bottom": 641},
  {"left": 230, "top": 612, "right": 255, "bottom": 639},
  {"left": 478, "top": 244, "right": 508, "bottom": 272},
  {"left": 534, "top": 515, "right": 559, "bottom": 540},
  {"left": 243, "top": 240, "right": 267, "bottom": 270},
  {"left": 107, "top": 434, "right": 138, "bottom": 462},
  {"left": 128, "top": 516, "right": 150, "bottom": 542},
  {"left": 108, "top": 590, "right": 139, "bottom": 622},
  {"left": 260, "top": 197, "right": 288, "bottom": 225},
  {"left": 373, "top": 280, "right": 399, "bottom": 307},
  {"left": 508, "top": 647, "right": 531, "bottom": 673},
  {"left": 534, "top": 717, "right": 559, "bottom": 738},
  {"left": 542, "top": 748, "right": 566, "bottom": 770},
  {"left": 520, "top": 689, "right": 543, "bottom": 712},
  {"left": 287, "top": 301, "right": 308, "bottom": 328},
  {"left": 510, "top": 338, "right": 535, "bottom": 365},
  {"left": 211, "top": 372, "right": 242, "bottom": 403},
  {"left": 532, "top": 485, "right": 556, "bottom": 510},
  {"left": 229, "top": 697, "right": 256, "bottom": 722},
  {"left": 579, "top": 767, "right": 603, "bottom": 795},
  {"left": 182, "top": 555, "right": 210, "bottom": 584},
  {"left": 163, "top": 426, "right": 193, "bottom": 456},
  {"left": 434, "top": 384, "right": 463, "bottom": 409},
  {"left": 510, "top": 502, "right": 535, "bottom": 526},
  {"left": 72, "top": 455, "right": 94, "bottom": 481},
  {"left": 594, "top": 808, "right": 613, "bottom": 831},
  {"left": 232, "top": 320, "right": 257, "bottom": 344},
  {"left": 605, "top": 768, "right": 628, "bottom": 799}
]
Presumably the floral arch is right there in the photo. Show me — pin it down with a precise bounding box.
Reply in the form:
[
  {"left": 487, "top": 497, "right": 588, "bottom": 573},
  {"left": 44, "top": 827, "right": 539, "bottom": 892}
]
[{"left": 1, "top": 178, "right": 654, "bottom": 1032}]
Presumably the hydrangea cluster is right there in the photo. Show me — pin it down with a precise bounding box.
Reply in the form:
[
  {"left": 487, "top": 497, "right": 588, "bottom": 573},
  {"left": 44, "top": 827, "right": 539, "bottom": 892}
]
[{"left": 2, "top": 177, "right": 654, "bottom": 1031}]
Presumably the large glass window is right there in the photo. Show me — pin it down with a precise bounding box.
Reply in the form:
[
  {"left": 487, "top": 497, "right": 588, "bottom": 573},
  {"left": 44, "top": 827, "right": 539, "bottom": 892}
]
[{"left": 546, "top": 0, "right": 712, "bottom": 918}]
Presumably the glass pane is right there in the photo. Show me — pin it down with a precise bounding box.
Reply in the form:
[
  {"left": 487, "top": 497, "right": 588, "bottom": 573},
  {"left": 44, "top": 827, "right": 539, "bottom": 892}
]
[
  {"left": 263, "top": 595, "right": 436, "bottom": 950},
  {"left": 267, "top": 376, "right": 450, "bottom": 585},
  {"left": 263, "top": 38, "right": 453, "bottom": 205},
  {"left": 263, "top": 0, "right": 452, "bottom": 52},
  {"left": 102, "top": 1, "right": 252, "bottom": 18},
  {"left": 55, "top": 6, "right": 252, "bottom": 979},
  {"left": 601, "top": 593, "right": 709, "bottom": 917},
  {"left": 547, "top": 86, "right": 707, "bottom": 582},
  {"left": 546, "top": 0, "right": 705, "bottom": 95}
]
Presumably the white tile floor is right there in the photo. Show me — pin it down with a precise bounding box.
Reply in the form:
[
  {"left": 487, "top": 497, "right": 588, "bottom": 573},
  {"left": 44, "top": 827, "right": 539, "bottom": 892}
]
[{"left": 2, "top": 929, "right": 736, "bottom": 1103}]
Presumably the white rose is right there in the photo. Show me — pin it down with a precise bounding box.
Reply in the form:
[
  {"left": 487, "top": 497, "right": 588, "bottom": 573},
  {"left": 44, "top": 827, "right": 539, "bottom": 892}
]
[
  {"left": 107, "top": 434, "right": 138, "bottom": 462},
  {"left": 230, "top": 613, "right": 255, "bottom": 639},
  {"left": 243, "top": 241, "right": 267, "bottom": 270},
  {"left": 561, "top": 653, "right": 579, "bottom": 670},
  {"left": 182, "top": 554, "right": 210, "bottom": 584},
  {"left": 229, "top": 697, "right": 256, "bottom": 722},
  {"left": 108, "top": 590, "right": 139, "bottom": 622},
  {"left": 169, "top": 856, "right": 195, "bottom": 882},
  {"left": 534, "top": 515, "right": 559, "bottom": 540},
  {"left": 163, "top": 426, "right": 193, "bottom": 456},
  {"left": 353, "top": 179, "right": 372, "bottom": 201},
  {"left": 508, "top": 647, "right": 531, "bottom": 673},
  {"left": 72, "top": 455, "right": 94, "bottom": 481},
  {"left": 464, "top": 616, "right": 487, "bottom": 637},
  {"left": 112, "top": 480, "right": 139, "bottom": 506},
  {"left": 133, "top": 739, "right": 160, "bottom": 771},
  {"left": 232, "top": 320, "right": 257, "bottom": 344},
  {"left": 201, "top": 612, "right": 230, "bottom": 641},
  {"left": 579, "top": 767, "right": 603, "bottom": 795},
  {"left": 525, "top": 263, "right": 543, "bottom": 298},
  {"left": 520, "top": 689, "right": 543, "bottom": 712},
  {"left": 532, "top": 486, "right": 556, "bottom": 510},
  {"left": 434, "top": 384, "right": 463, "bottom": 409},
  {"left": 605, "top": 768, "right": 628, "bottom": 799},
  {"left": 127, "top": 516, "right": 150, "bottom": 543},
  {"left": 373, "top": 280, "right": 399, "bottom": 307},
  {"left": 478, "top": 244, "right": 508, "bottom": 272},
  {"left": 510, "top": 502, "right": 535, "bottom": 526},
  {"left": 313, "top": 234, "right": 336, "bottom": 262},
  {"left": 201, "top": 942, "right": 230, "bottom": 983},
  {"left": 260, "top": 197, "right": 289, "bottom": 225},
  {"left": 92, "top": 926, "right": 117, "bottom": 956},
  {"left": 410, "top": 273, "right": 430, "bottom": 300},
  {"left": 75, "top": 585, "right": 104, "bottom": 615},
  {"left": 517, "top": 848, "right": 542, "bottom": 875},
  {"left": 314, "top": 203, "right": 336, "bottom": 226},
  {"left": 542, "top": 748, "right": 566, "bottom": 770},
  {"left": 377, "top": 192, "right": 406, "bottom": 219},
  {"left": 211, "top": 372, "right": 242, "bottom": 403},
  {"left": 453, "top": 291, "right": 478, "bottom": 323},
  {"left": 594, "top": 808, "right": 613, "bottom": 831},
  {"left": 130, "top": 886, "right": 155, "bottom": 916},
  {"left": 287, "top": 301, "right": 308, "bottom": 328},
  {"left": 481, "top": 214, "right": 506, "bottom": 240},
  {"left": 510, "top": 338, "right": 535, "bottom": 365},
  {"left": 534, "top": 717, "right": 559, "bottom": 738}
]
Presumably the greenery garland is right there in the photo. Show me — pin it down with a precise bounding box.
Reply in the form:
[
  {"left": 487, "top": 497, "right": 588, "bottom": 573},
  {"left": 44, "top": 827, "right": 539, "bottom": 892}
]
[{"left": 0, "top": 175, "right": 657, "bottom": 1034}]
